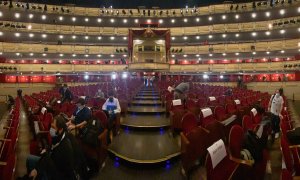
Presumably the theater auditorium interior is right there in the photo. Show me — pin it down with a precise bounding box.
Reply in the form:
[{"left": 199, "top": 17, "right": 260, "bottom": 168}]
[{"left": 0, "top": 0, "right": 300, "bottom": 179}]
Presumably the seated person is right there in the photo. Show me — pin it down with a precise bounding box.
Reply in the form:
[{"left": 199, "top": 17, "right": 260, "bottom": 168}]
[
  {"left": 66, "top": 98, "right": 91, "bottom": 132},
  {"left": 102, "top": 92, "right": 121, "bottom": 134},
  {"left": 95, "top": 89, "right": 105, "bottom": 99},
  {"left": 225, "top": 88, "right": 233, "bottom": 96},
  {"left": 25, "top": 115, "right": 76, "bottom": 180}
]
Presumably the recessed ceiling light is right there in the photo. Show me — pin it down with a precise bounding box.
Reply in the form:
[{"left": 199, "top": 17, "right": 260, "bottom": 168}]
[
  {"left": 195, "top": 18, "right": 200, "bottom": 22},
  {"left": 268, "top": 24, "right": 273, "bottom": 29},
  {"left": 265, "top": 31, "right": 271, "bottom": 36},
  {"left": 265, "top": 12, "right": 271, "bottom": 17},
  {"left": 42, "top": 34, "right": 47, "bottom": 38},
  {"left": 171, "top": 37, "right": 175, "bottom": 40},
  {"left": 27, "top": 25, "right": 32, "bottom": 30},
  {"left": 280, "top": 50, "right": 285, "bottom": 53},
  {"left": 298, "top": 27, "right": 300, "bottom": 32},
  {"left": 0, "top": 32, "right": 3, "bottom": 36},
  {"left": 279, "top": 9, "right": 285, "bottom": 15},
  {"left": 208, "top": 16, "right": 213, "bottom": 21},
  {"left": 59, "top": 54, "right": 64, "bottom": 57},
  {"left": 266, "top": 51, "right": 270, "bottom": 54},
  {"left": 123, "top": 54, "right": 127, "bottom": 57},
  {"left": 15, "top": 33, "right": 20, "bottom": 37},
  {"left": 147, "top": 19, "right": 151, "bottom": 23},
  {"left": 209, "top": 54, "right": 213, "bottom": 57},
  {"left": 123, "top": 19, "right": 128, "bottom": 23},
  {"left": 97, "top": 54, "right": 102, "bottom": 57},
  {"left": 72, "top": 17, "right": 76, "bottom": 22},
  {"left": 196, "top": 36, "right": 200, "bottom": 39},
  {"left": 123, "top": 37, "right": 127, "bottom": 40},
  {"left": 72, "top": 54, "right": 76, "bottom": 57},
  {"left": 235, "top": 52, "right": 239, "bottom": 55},
  {"left": 252, "top": 52, "right": 256, "bottom": 55},
  {"left": 110, "top": 36, "right": 115, "bottom": 40},
  {"left": 42, "top": 53, "right": 47, "bottom": 56},
  {"left": 16, "top": 53, "right": 20, "bottom": 56},
  {"left": 183, "top": 54, "right": 187, "bottom": 57},
  {"left": 235, "top": 33, "right": 240, "bottom": 37},
  {"left": 110, "top": 54, "right": 115, "bottom": 57},
  {"left": 222, "top": 15, "right": 226, "bottom": 20},
  {"left": 59, "top": 35, "right": 64, "bottom": 39},
  {"left": 41, "top": 15, "right": 46, "bottom": 20},
  {"left": 15, "top": 13, "right": 20, "bottom": 18},
  {"left": 251, "top": 13, "right": 257, "bottom": 18},
  {"left": 171, "top": 19, "right": 175, "bottom": 23},
  {"left": 222, "top": 34, "right": 227, "bottom": 38},
  {"left": 59, "top": 16, "right": 63, "bottom": 21},
  {"left": 280, "top": 29, "right": 286, "bottom": 34},
  {"left": 29, "top": 53, "right": 34, "bottom": 56},
  {"left": 85, "top": 54, "right": 89, "bottom": 57},
  {"left": 251, "top": 32, "right": 257, "bottom": 37},
  {"left": 159, "top": 19, "right": 163, "bottom": 24},
  {"left": 98, "top": 36, "right": 102, "bottom": 40},
  {"left": 85, "top": 18, "right": 89, "bottom": 22},
  {"left": 298, "top": 7, "right": 300, "bottom": 13},
  {"left": 171, "top": 54, "right": 175, "bottom": 58},
  {"left": 85, "top": 36, "right": 89, "bottom": 39},
  {"left": 29, "top": 33, "right": 34, "bottom": 38},
  {"left": 72, "top": 35, "right": 76, "bottom": 39},
  {"left": 196, "top": 54, "right": 200, "bottom": 57},
  {"left": 222, "top": 53, "right": 226, "bottom": 56},
  {"left": 183, "top": 18, "right": 188, "bottom": 22},
  {"left": 134, "top": 19, "right": 139, "bottom": 23},
  {"left": 97, "top": 18, "right": 102, "bottom": 23},
  {"left": 29, "top": 14, "right": 34, "bottom": 19},
  {"left": 183, "top": 36, "right": 188, "bottom": 40},
  {"left": 235, "top": 14, "right": 239, "bottom": 19},
  {"left": 208, "top": 35, "right": 213, "bottom": 39}
]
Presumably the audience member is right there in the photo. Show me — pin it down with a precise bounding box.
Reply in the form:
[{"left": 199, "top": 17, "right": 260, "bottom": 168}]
[
  {"left": 61, "top": 84, "right": 73, "bottom": 103},
  {"left": 66, "top": 98, "right": 91, "bottom": 133},
  {"left": 7, "top": 95, "right": 15, "bottom": 110},
  {"left": 95, "top": 89, "right": 105, "bottom": 99},
  {"left": 25, "top": 115, "right": 76, "bottom": 180},
  {"left": 225, "top": 88, "right": 233, "bottom": 96},
  {"left": 268, "top": 89, "right": 284, "bottom": 139},
  {"left": 174, "top": 82, "right": 190, "bottom": 102}
]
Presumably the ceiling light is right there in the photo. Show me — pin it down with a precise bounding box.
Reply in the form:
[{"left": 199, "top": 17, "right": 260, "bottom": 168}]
[
  {"left": 134, "top": 19, "right": 139, "bottom": 23},
  {"left": 16, "top": 53, "right": 20, "bottom": 56},
  {"left": 72, "top": 35, "right": 76, "bottom": 39},
  {"left": 27, "top": 25, "right": 32, "bottom": 30},
  {"left": 171, "top": 37, "right": 175, "bottom": 40},
  {"left": 209, "top": 54, "right": 213, "bottom": 57},
  {"left": 235, "top": 52, "right": 239, "bottom": 55},
  {"left": 208, "top": 35, "right": 213, "bottom": 39},
  {"left": 235, "top": 14, "right": 239, "bottom": 19},
  {"left": 29, "top": 14, "right": 34, "bottom": 19},
  {"left": 235, "top": 33, "right": 240, "bottom": 37},
  {"left": 183, "top": 18, "right": 188, "bottom": 22},
  {"left": 222, "top": 34, "right": 227, "bottom": 38},
  {"left": 59, "top": 16, "right": 63, "bottom": 21},
  {"left": 222, "top": 15, "right": 226, "bottom": 20},
  {"left": 251, "top": 13, "right": 257, "bottom": 18},
  {"left": 171, "top": 19, "right": 175, "bottom": 23},
  {"left": 196, "top": 36, "right": 200, "bottom": 39},
  {"left": 85, "top": 36, "right": 89, "bottom": 39},
  {"left": 59, "top": 35, "right": 64, "bottom": 39},
  {"left": 222, "top": 53, "right": 226, "bottom": 56},
  {"left": 72, "top": 17, "right": 76, "bottom": 22},
  {"left": 265, "top": 31, "right": 271, "bottom": 36},
  {"left": 183, "top": 36, "right": 188, "bottom": 40},
  {"left": 85, "top": 18, "right": 89, "bottom": 22},
  {"left": 98, "top": 36, "right": 102, "bottom": 40},
  {"left": 110, "top": 54, "right": 115, "bottom": 57},
  {"left": 72, "top": 54, "right": 76, "bottom": 57},
  {"left": 158, "top": 19, "right": 163, "bottom": 24},
  {"left": 123, "top": 37, "right": 127, "bottom": 40},
  {"left": 298, "top": 27, "right": 300, "bottom": 32},
  {"left": 85, "top": 54, "right": 89, "bottom": 57},
  {"left": 123, "top": 19, "right": 128, "bottom": 23},
  {"left": 147, "top": 19, "right": 151, "bottom": 23},
  {"left": 251, "top": 32, "right": 257, "bottom": 37},
  {"left": 196, "top": 54, "right": 200, "bottom": 57},
  {"left": 265, "top": 12, "right": 271, "bottom": 17},
  {"left": 97, "top": 18, "right": 102, "bottom": 23},
  {"left": 203, "top": 74, "right": 209, "bottom": 79},
  {"left": 41, "top": 15, "right": 46, "bottom": 20},
  {"left": 15, "top": 13, "right": 20, "bottom": 18},
  {"left": 183, "top": 54, "right": 187, "bottom": 57},
  {"left": 123, "top": 54, "right": 127, "bottom": 57},
  {"left": 281, "top": 50, "right": 285, "bottom": 53},
  {"left": 252, "top": 52, "right": 256, "bottom": 55},
  {"left": 97, "top": 54, "right": 102, "bottom": 57},
  {"left": 298, "top": 7, "right": 300, "bottom": 13},
  {"left": 266, "top": 51, "right": 270, "bottom": 54},
  {"left": 42, "top": 53, "right": 47, "bottom": 56},
  {"left": 268, "top": 23, "right": 273, "bottom": 29},
  {"left": 0, "top": 32, "right": 3, "bottom": 36},
  {"left": 42, "top": 34, "right": 47, "bottom": 38},
  {"left": 220, "top": 75, "right": 224, "bottom": 79},
  {"left": 110, "top": 36, "right": 115, "bottom": 40},
  {"left": 29, "top": 53, "right": 34, "bottom": 56},
  {"left": 171, "top": 54, "right": 175, "bottom": 58},
  {"left": 29, "top": 33, "right": 34, "bottom": 38},
  {"left": 196, "top": 18, "right": 200, "bottom": 22},
  {"left": 280, "top": 29, "right": 286, "bottom": 34},
  {"left": 15, "top": 33, "right": 20, "bottom": 37},
  {"left": 59, "top": 54, "right": 64, "bottom": 57},
  {"left": 279, "top": 9, "right": 285, "bottom": 15},
  {"left": 208, "top": 16, "right": 213, "bottom": 21},
  {"left": 198, "top": 58, "right": 202, "bottom": 61}
]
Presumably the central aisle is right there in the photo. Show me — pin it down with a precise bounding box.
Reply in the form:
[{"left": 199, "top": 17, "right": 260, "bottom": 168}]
[{"left": 108, "top": 86, "right": 180, "bottom": 163}]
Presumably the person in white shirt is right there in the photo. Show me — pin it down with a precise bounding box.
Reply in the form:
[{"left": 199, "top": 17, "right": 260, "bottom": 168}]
[
  {"left": 268, "top": 89, "right": 284, "bottom": 139},
  {"left": 102, "top": 92, "right": 121, "bottom": 141}
]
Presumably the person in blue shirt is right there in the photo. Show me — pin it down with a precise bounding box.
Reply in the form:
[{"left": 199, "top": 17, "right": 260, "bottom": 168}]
[{"left": 66, "top": 98, "right": 91, "bottom": 132}]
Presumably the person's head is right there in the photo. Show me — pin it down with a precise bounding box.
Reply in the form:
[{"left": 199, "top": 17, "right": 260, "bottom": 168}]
[
  {"left": 98, "top": 89, "right": 102, "bottom": 93},
  {"left": 63, "top": 84, "right": 68, "bottom": 90},
  {"left": 50, "top": 115, "right": 67, "bottom": 137},
  {"left": 76, "top": 98, "right": 85, "bottom": 109},
  {"left": 275, "top": 89, "right": 280, "bottom": 97},
  {"left": 108, "top": 92, "right": 114, "bottom": 102},
  {"left": 279, "top": 88, "right": 284, "bottom": 96}
]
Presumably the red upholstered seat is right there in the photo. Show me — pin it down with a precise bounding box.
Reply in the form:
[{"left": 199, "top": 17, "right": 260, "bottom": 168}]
[
  {"left": 250, "top": 108, "right": 262, "bottom": 124},
  {"left": 281, "top": 137, "right": 300, "bottom": 176},
  {"left": 214, "top": 106, "right": 230, "bottom": 122},
  {"left": 170, "top": 109, "right": 187, "bottom": 131},
  {"left": 93, "top": 110, "right": 108, "bottom": 129},
  {"left": 199, "top": 107, "right": 216, "bottom": 127},
  {"left": 242, "top": 115, "right": 258, "bottom": 132},
  {"left": 181, "top": 112, "right": 198, "bottom": 135},
  {"left": 226, "top": 104, "right": 237, "bottom": 115}
]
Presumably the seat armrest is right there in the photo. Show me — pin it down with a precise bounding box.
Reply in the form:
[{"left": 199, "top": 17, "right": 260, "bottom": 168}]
[
  {"left": 229, "top": 155, "right": 254, "bottom": 166},
  {"left": 0, "top": 161, "right": 7, "bottom": 166}
]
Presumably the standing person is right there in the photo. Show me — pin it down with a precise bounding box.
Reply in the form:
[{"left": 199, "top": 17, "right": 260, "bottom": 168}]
[
  {"left": 174, "top": 82, "right": 190, "bottom": 102},
  {"left": 268, "top": 89, "right": 284, "bottom": 139},
  {"left": 17, "top": 89, "right": 22, "bottom": 97},
  {"left": 61, "top": 84, "right": 73, "bottom": 103},
  {"left": 102, "top": 92, "right": 121, "bottom": 141},
  {"left": 150, "top": 76, "right": 155, "bottom": 87}
]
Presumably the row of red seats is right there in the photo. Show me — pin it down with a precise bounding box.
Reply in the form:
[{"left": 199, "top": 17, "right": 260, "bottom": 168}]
[{"left": 0, "top": 97, "right": 21, "bottom": 180}]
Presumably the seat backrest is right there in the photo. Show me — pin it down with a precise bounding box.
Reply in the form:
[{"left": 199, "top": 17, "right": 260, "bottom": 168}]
[
  {"left": 226, "top": 104, "right": 236, "bottom": 114},
  {"left": 214, "top": 106, "right": 227, "bottom": 121},
  {"left": 229, "top": 125, "right": 244, "bottom": 158},
  {"left": 250, "top": 108, "right": 262, "bottom": 124},
  {"left": 242, "top": 115, "right": 253, "bottom": 132},
  {"left": 181, "top": 112, "right": 198, "bottom": 135},
  {"left": 200, "top": 108, "right": 216, "bottom": 127},
  {"left": 205, "top": 121, "right": 226, "bottom": 146},
  {"left": 93, "top": 110, "right": 108, "bottom": 129}
]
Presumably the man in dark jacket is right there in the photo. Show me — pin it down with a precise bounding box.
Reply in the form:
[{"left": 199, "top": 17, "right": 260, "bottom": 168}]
[
  {"left": 27, "top": 115, "right": 76, "bottom": 180},
  {"left": 174, "top": 82, "right": 190, "bottom": 101},
  {"left": 61, "top": 84, "right": 73, "bottom": 103}
]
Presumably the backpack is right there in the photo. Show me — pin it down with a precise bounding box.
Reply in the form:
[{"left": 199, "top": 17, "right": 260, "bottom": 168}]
[
  {"left": 243, "top": 130, "right": 264, "bottom": 162},
  {"left": 80, "top": 118, "right": 103, "bottom": 147}
]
